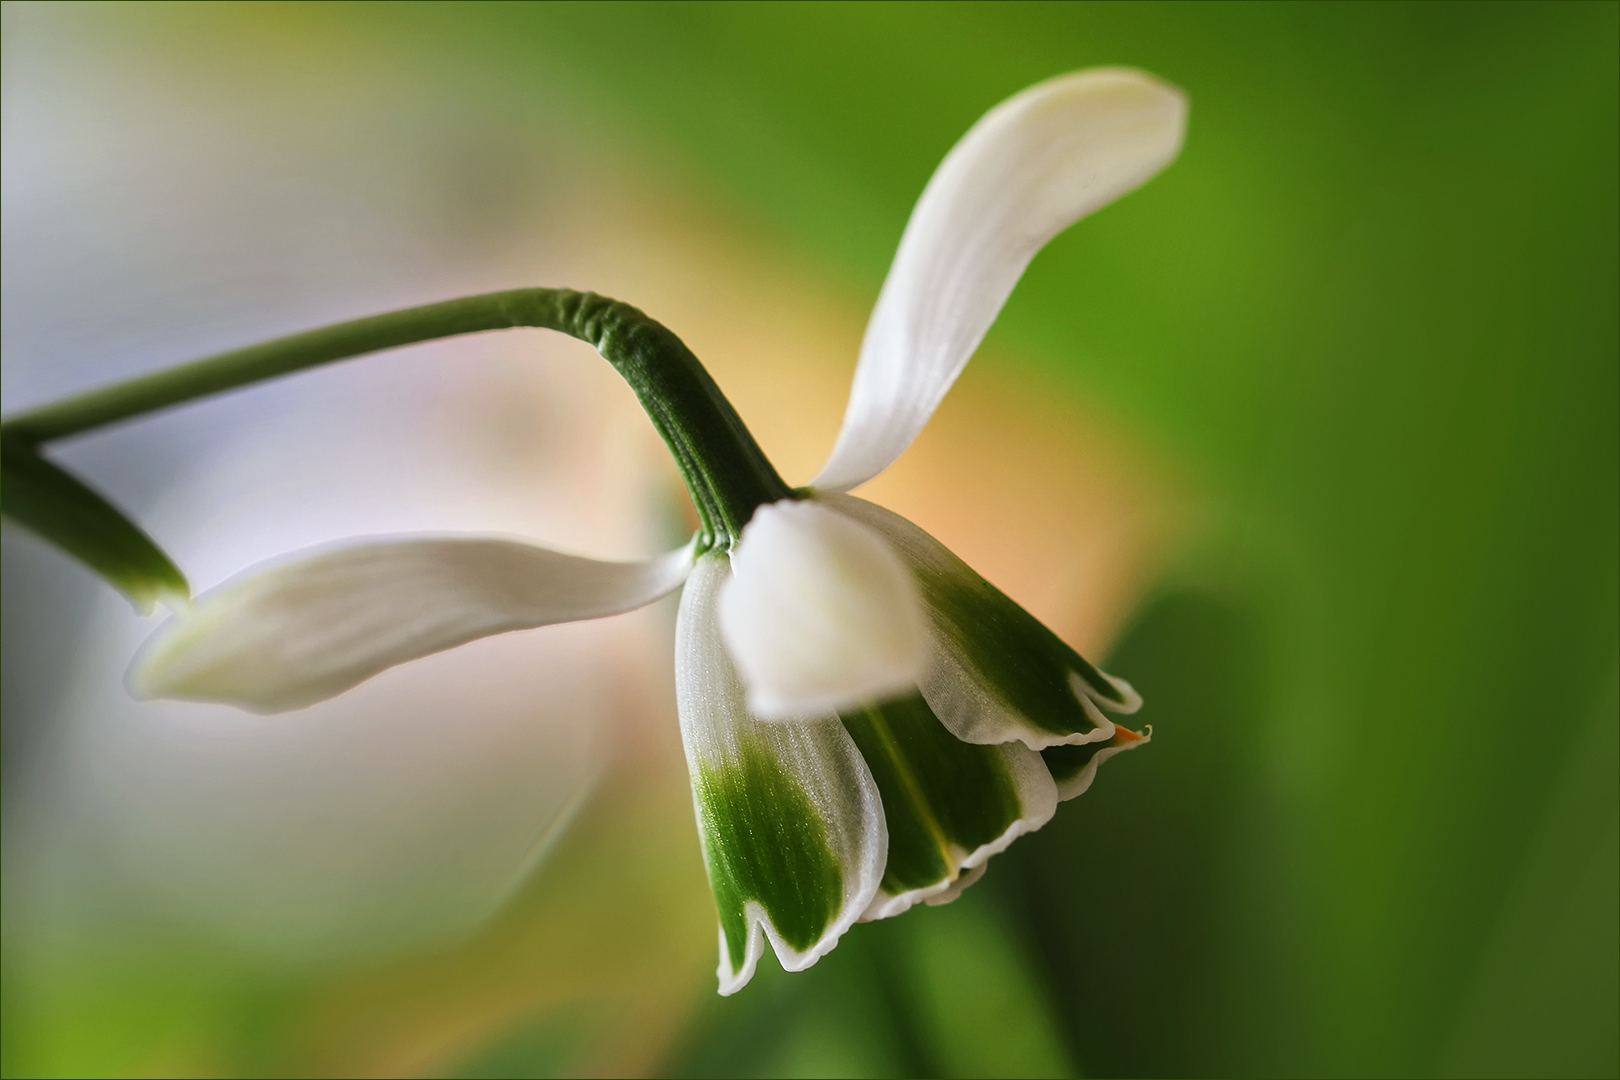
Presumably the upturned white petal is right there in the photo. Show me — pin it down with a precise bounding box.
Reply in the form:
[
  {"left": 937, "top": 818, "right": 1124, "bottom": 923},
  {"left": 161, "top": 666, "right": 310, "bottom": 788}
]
[
  {"left": 814, "top": 68, "right": 1187, "bottom": 492},
  {"left": 717, "top": 498, "right": 928, "bottom": 719},
  {"left": 132, "top": 537, "right": 696, "bottom": 713},
  {"left": 676, "top": 555, "right": 886, "bottom": 995}
]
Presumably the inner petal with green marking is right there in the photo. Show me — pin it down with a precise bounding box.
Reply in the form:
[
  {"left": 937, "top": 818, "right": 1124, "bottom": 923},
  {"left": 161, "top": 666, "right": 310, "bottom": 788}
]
[
  {"left": 923, "top": 569, "right": 1124, "bottom": 734},
  {"left": 695, "top": 737, "right": 845, "bottom": 974},
  {"left": 841, "top": 692, "right": 1057, "bottom": 919},
  {"left": 674, "top": 554, "right": 887, "bottom": 995}
]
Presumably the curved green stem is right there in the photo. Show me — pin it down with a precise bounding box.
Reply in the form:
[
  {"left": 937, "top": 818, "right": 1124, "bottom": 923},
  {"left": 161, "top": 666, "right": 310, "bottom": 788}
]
[{"left": 3, "top": 288, "right": 791, "bottom": 546}]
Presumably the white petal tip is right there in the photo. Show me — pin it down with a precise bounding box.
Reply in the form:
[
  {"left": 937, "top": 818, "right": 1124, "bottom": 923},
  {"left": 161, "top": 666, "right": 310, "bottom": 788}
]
[
  {"left": 716, "top": 924, "right": 763, "bottom": 997},
  {"left": 129, "top": 622, "right": 331, "bottom": 715},
  {"left": 810, "top": 66, "right": 1188, "bottom": 492}
]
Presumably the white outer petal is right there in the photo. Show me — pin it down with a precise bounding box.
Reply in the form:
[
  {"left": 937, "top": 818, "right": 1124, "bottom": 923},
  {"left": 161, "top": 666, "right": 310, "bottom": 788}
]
[
  {"left": 676, "top": 555, "right": 886, "bottom": 995},
  {"left": 814, "top": 68, "right": 1187, "bottom": 491},
  {"left": 132, "top": 536, "right": 696, "bottom": 713},
  {"left": 718, "top": 499, "right": 928, "bottom": 719}
]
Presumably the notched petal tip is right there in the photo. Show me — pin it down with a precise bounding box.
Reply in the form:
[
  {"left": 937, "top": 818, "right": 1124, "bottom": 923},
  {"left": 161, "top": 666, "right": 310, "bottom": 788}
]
[
  {"left": 1076, "top": 668, "right": 1144, "bottom": 715},
  {"left": 718, "top": 499, "right": 928, "bottom": 719},
  {"left": 132, "top": 536, "right": 696, "bottom": 713},
  {"left": 921, "top": 861, "right": 987, "bottom": 909},
  {"left": 716, "top": 906, "right": 767, "bottom": 997}
]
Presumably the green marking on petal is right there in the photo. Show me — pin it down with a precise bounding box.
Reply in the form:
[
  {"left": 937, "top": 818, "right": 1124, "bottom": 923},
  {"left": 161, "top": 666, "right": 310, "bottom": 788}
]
[
  {"left": 921, "top": 567, "right": 1119, "bottom": 736},
  {"left": 842, "top": 693, "right": 1021, "bottom": 896},
  {"left": 822, "top": 494, "right": 1129, "bottom": 743},
  {"left": 695, "top": 737, "right": 844, "bottom": 973},
  {"left": 1041, "top": 738, "right": 1115, "bottom": 785}
]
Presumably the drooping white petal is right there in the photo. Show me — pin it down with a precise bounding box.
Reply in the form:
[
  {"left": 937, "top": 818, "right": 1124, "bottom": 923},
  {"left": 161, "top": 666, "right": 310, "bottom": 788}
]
[
  {"left": 814, "top": 68, "right": 1187, "bottom": 492},
  {"left": 718, "top": 499, "right": 927, "bottom": 719},
  {"left": 132, "top": 536, "right": 696, "bottom": 713},
  {"left": 676, "top": 555, "right": 886, "bottom": 995}
]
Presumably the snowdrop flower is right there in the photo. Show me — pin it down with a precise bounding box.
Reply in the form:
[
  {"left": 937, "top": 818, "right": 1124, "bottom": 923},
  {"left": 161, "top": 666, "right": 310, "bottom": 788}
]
[{"left": 129, "top": 68, "right": 1185, "bottom": 993}]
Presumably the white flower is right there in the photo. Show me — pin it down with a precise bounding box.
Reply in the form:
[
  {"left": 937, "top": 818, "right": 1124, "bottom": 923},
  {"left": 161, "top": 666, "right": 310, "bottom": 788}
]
[{"left": 134, "top": 68, "right": 1186, "bottom": 993}]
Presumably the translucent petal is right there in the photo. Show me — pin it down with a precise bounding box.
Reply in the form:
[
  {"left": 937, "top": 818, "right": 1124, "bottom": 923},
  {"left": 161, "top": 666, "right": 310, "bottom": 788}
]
[
  {"left": 718, "top": 499, "right": 927, "bottom": 719},
  {"left": 677, "top": 555, "right": 886, "bottom": 995},
  {"left": 132, "top": 536, "right": 696, "bottom": 713},
  {"left": 814, "top": 68, "right": 1187, "bottom": 491}
]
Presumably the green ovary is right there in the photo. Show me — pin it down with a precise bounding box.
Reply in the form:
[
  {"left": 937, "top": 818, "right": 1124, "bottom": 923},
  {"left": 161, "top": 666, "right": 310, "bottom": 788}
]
[{"left": 696, "top": 741, "right": 844, "bottom": 973}]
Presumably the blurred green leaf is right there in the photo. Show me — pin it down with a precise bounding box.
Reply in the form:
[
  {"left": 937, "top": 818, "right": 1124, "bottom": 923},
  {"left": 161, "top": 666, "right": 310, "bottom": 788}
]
[
  {"left": 1435, "top": 662, "right": 1619, "bottom": 1080},
  {"left": 441, "top": 1005, "right": 600, "bottom": 1079},
  {"left": 0, "top": 437, "right": 188, "bottom": 612},
  {"left": 998, "top": 585, "right": 1274, "bottom": 1079},
  {"left": 659, "top": 890, "right": 1072, "bottom": 1080},
  {"left": 660, "top": 929, "right": 934, "bottom": 1079},
  {"left": 893, "top": 892, "right": 1075, "bottom": 1079}
]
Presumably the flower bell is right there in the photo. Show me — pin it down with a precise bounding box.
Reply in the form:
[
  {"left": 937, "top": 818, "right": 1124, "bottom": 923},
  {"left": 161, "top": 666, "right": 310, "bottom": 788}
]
[{"left": 112, "top": 67, "right": 1186, "bottom": 993}]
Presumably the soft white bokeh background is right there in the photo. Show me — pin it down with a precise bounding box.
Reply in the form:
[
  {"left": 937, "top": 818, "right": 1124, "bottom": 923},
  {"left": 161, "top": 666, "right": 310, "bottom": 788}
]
[{"left": 3, "top": 2, "right": 679, "bottom": 961}]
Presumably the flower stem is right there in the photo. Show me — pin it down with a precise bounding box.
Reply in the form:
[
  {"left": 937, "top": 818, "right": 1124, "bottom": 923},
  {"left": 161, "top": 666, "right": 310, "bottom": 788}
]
[{"left": 2, "top": 288, "right": 790, "bottom": 546}]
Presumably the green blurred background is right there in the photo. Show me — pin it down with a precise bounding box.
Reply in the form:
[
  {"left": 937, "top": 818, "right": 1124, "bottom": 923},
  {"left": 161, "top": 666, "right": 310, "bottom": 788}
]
[{"left": 3, "top": 2, "right": 1615, "bottom": 1077}]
